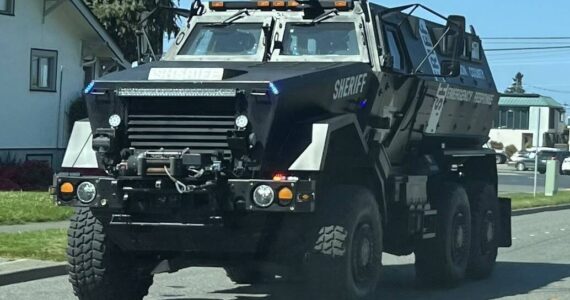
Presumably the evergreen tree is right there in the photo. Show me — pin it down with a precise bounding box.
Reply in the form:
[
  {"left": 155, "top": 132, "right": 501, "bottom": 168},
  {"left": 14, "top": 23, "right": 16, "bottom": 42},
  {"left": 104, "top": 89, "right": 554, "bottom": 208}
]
[
  {"left": 83, "top": 0, "right": 181, "bottom": 62},
  {"left": 505, "top": 72, "right": 526, "bottom": 94}
]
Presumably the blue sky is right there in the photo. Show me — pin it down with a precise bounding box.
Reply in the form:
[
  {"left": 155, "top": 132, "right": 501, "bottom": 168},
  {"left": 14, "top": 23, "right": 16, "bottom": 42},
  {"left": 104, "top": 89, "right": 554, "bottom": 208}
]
[{"left": 172, "top": 0, "right": 570, "bottom": 104}]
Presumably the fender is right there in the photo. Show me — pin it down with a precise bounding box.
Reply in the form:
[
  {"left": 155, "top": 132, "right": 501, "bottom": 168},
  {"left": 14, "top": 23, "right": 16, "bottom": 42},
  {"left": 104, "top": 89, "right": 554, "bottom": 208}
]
[
  {"left": 288, "top": 114, "right": 388, "bottom": 220},
  {"left": 61, "top": 119, "right": 99, "bottom": 169}
]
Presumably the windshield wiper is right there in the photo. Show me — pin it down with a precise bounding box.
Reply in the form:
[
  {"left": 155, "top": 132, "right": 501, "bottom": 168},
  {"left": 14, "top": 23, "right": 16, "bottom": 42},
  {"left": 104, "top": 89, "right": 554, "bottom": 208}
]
[
  {"left": 221, "top": 9, "right": 250, "bottom": 24},
  {"left": 310, "top": 9, "right": 339, "bottom": 25}
]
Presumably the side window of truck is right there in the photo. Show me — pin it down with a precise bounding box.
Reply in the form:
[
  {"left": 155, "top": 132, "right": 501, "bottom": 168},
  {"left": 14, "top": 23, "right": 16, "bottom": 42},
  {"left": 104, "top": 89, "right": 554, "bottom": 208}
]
[{"left": 385, "top": 29, "right": 405, "bottom": 72}]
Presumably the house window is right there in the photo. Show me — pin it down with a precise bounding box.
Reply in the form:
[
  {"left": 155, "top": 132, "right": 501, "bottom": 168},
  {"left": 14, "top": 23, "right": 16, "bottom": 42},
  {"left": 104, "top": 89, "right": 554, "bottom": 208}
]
[
  {"left": 30, "top": 49, "right": 58, "bottom": 92},
  {"left": 0, "top": 0, "right": 14, "bottom": 15},
  {"left": 493, "top": 107, "right": 529, "bottom": 130}
]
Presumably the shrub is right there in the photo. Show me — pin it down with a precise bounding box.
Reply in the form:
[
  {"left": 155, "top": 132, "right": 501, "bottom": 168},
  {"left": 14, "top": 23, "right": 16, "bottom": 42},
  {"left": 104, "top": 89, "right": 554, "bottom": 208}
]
[
  {"left": 489, "top": 140, "right": 504, "bottom": 150},
  {"left": 0, "top": 178, "right": 20, "bottom": 191},
  {"left": 504, "top": 144, "right": 518, "bottom": 158},
  {"left": 0, "top": 161, "right": 53, "bottom": 191}
]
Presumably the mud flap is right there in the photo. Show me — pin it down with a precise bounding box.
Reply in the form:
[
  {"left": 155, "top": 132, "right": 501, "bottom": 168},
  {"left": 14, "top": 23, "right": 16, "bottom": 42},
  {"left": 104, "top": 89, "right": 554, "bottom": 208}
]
[{"left": 498, "top": 197, "right": 512, "bottom": 247}]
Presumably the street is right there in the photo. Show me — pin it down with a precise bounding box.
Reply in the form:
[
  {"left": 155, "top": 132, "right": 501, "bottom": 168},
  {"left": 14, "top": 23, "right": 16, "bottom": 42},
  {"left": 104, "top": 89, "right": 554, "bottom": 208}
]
[
  {"left": 1, "top": 209, "right": 569, "bottom": 300},
  {"left": 498, "top": 164, "right": 570, "bottom": 194}
]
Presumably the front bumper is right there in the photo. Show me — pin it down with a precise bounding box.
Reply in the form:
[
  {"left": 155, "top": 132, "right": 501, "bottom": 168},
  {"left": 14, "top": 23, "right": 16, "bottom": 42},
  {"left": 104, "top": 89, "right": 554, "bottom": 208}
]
[{"left": 52, "top": 173, "right": 316, "bottom": 214}]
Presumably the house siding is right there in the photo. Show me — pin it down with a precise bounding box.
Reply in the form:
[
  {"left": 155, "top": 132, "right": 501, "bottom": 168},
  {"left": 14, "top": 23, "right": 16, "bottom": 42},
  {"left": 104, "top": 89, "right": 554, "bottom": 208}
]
[{"left": 0, "top": 2, "right": 114, "bottom": 168}]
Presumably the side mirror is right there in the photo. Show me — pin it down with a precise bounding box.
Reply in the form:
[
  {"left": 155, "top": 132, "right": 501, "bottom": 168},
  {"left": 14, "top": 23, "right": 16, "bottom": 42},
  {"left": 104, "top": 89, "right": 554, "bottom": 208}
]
[{"left": 441, "top": 15, "right": 465, "bottom": 76}]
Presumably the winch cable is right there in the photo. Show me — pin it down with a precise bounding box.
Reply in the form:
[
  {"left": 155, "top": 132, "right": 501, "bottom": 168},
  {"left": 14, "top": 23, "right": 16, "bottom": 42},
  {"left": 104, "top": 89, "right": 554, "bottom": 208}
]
[
  {"left": 163, "top": 166, "right": 212, "bottom": 194},
  {"left": 164, "top": 166, "right": 193, "bottom": 193}
]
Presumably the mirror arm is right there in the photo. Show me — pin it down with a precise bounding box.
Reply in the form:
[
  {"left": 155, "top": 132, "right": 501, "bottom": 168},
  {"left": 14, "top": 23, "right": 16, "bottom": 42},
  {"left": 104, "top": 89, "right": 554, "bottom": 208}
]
[{"left": 412, "top": 26, "right": 451, "bottom": 75}]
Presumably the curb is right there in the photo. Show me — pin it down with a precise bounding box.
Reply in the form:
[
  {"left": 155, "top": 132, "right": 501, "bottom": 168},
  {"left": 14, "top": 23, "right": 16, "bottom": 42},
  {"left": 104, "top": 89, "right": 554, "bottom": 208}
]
[
  {"left": 0, "top": 261, "right": 67, "bottom": 287},
  {"left": 512, "top": 203, "right": 570, "bottom": 216}
]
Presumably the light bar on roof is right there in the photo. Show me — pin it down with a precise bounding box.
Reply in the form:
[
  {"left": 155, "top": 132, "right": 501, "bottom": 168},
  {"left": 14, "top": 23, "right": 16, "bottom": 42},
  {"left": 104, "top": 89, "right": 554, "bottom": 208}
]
[
  {"left": 116, "top": 88, "right": 237, "bottom": 97},
  {"left": 208, "top": 0, "right": 352, "bottom": 10}
]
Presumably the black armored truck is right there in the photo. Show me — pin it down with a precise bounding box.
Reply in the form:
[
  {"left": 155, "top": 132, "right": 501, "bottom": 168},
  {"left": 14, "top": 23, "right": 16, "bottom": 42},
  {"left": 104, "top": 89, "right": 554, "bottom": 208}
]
[{"left": 53, "top": 0, "right": 511, "bottom": 299}]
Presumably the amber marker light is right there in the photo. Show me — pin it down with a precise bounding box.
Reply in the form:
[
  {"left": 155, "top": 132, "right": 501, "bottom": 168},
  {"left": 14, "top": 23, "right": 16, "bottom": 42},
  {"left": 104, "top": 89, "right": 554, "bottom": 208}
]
[
  {"left": 334, "top": 1, "right": 347, "bottom": 8},
  {"left": 273, "top": 0, "right": 286, "bottom": 7},
  {"left": 278, "top": 187, "right": 294, "bottom": 205},
  {"left": 257, "top": 1, "right": 270, "bottom": 7},
  {"left": 60, "top": 182, "right": 74, "bottom": 194},
  {"left": 287, "top": 0, "right": 299, "bottom": 8},
  {"left": 211, "top": 1, "right": 224, "bottom": 8}
]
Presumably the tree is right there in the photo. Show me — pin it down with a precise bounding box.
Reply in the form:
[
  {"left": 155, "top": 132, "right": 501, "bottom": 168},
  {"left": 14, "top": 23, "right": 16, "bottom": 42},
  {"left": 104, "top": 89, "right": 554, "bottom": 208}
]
[
  {"left": 83, "top": 0, "right": 181, "bottom": 63},
  {"left": 504, "top": 72, "right": 526, "bottom": 94}
]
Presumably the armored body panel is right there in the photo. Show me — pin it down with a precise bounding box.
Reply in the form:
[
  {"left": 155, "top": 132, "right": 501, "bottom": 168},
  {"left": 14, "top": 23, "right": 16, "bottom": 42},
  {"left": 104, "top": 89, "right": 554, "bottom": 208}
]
[{"left": 53, "top": 1, "right": 510, "bottom": 298}]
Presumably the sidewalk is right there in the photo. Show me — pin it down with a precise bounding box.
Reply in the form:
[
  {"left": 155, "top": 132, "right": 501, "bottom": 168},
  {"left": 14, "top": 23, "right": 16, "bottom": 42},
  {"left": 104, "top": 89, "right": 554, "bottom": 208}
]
[{"left": 0, "top": 221, "right": 69, "bottom": 234}]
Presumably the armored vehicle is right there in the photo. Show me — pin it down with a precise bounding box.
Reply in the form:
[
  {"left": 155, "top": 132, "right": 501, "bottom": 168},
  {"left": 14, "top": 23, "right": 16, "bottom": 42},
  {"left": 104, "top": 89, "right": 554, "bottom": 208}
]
[{"left": 53, "top": 0, "right": 511, "bottom": 299}]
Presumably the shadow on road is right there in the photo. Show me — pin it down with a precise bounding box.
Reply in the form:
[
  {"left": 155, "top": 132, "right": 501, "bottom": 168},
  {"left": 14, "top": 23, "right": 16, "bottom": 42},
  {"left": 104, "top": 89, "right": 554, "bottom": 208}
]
[{"left": 160, "top": 261, "right": 570, "bottom": 300}]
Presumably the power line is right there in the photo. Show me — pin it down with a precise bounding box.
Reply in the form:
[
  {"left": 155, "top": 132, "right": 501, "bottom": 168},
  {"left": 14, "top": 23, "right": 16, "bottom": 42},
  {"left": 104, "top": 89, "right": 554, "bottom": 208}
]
[
  {"left": 482, "top": 37, "right": 570, "bottom": 40},
  {"left": 486, "top": 45, "right": 570, "bottom": 52},
  {"left": 525, "top": 84, "right": 570, "bottom": 95}
]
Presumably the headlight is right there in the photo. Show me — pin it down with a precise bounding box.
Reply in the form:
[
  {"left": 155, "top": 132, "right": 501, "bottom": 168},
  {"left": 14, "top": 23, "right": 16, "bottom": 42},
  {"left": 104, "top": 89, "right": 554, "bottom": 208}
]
[
  {"left": 77, "top": 182, "right": 97, "bottom": 203},
  {"left": 108, "top": 114, "right": 122, "bottom": 127},
  {"left": 235, "top": 115, "right": 248, "bottom": 129},
  {"left": 253, "top": 185, "right": 274, "bottom": 208}
]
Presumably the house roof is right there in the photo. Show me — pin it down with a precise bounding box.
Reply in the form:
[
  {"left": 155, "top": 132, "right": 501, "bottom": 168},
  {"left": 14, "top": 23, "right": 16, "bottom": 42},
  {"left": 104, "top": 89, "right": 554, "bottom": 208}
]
[
  {"left": 499, "top": 94, "right": 565, "bottom": 109},
  {"left": 68, "top": 0, "right": 130, "bottom": 68}
]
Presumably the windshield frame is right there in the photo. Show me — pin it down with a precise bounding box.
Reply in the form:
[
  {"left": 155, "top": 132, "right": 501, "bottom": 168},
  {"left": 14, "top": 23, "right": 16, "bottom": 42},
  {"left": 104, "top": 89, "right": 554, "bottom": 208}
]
[
  {"left": 271, "top": 14, "right": 369, "bottom": 63},
  {"left": 167, "top": 13, "right": 272, "bottom": 62}
]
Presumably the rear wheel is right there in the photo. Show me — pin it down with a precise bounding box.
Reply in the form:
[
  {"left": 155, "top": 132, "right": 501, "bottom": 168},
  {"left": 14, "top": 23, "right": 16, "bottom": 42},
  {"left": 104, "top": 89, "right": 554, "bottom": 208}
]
[
  {"left": 305, "top": 186, "right": 382, "bottom": 300},
  {"left": 465, "top": 182, "right": 499, "bottom": 279},
  {"left": 516, "top": 162, "right": 526, "bottom": 171},
  {"left": 415, "top": 183, "right": 471, "bottom": 286},
  {"left": 68, "top": 208, "right": 155, "bottom": 300}
]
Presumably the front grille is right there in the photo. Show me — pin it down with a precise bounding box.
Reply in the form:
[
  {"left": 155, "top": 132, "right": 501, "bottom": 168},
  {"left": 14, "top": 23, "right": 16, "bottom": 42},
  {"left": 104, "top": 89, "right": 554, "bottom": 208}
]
[{"left": 126, "top": 98, "right": 235, "bottom": 156}]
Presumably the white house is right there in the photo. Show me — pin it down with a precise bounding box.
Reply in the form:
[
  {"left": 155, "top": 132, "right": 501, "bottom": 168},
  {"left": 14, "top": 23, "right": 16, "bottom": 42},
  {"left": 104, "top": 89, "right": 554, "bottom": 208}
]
[
  {"left": 0, "top": 0, "right": 128, "bottom": 168},
  {"left": 489, "top": 94, "right": 567, "bottom": 151}
]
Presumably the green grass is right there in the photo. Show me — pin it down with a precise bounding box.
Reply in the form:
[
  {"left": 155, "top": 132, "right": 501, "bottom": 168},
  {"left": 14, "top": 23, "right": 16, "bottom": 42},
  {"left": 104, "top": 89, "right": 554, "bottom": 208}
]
[
  {"left": 0, "top": 192, "right": 73, "bottom": 225},
  {"left": 0, "top": 229, "right": 67, "bottom": 261},
  {"left": 506, "top": 191, "right": 570, "bottom": 210}
]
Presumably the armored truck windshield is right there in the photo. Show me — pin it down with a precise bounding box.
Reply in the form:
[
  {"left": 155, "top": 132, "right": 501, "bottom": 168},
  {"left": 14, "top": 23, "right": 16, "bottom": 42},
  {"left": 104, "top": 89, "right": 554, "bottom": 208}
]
[
  {"left": 179, "top": 23, "right": 263, "bottom": 56},
  {"left": 281, "top": 23, "right": 360, "bottom": 56}
]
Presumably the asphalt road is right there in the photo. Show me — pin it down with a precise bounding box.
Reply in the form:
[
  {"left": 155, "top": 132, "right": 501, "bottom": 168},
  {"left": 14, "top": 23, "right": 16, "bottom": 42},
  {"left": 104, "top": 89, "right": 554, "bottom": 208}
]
[
  {"left": 498, "top": 164, "right": 570, "bottom": 194},
  {"left": 1, "top": 209, "right": 569, "bottom": 300}
]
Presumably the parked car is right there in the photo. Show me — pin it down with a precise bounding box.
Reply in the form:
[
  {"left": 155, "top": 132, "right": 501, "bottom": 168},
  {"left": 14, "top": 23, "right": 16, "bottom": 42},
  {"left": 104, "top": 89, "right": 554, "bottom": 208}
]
[
  {"left": 561, "top": 157, "right": 570, "bottom": 175},
  {"left": 514, "top": 149, "right": 570, "bottom": 174}
]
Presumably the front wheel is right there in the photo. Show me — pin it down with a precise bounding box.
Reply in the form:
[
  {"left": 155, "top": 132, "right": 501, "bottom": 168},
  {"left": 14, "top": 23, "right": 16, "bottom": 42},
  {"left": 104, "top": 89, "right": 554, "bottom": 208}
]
[
  {"left": 415, "top": 183, "right": 471, "bottom": 286},
  {"left": 305, "top": 186, "right": 382, "bottom": 300},
  {"left": 68, "top": 208, "right": 156, "bottom": 300},
  {"left": 516, "top": 163, "right": 526, "bottom": 171}
]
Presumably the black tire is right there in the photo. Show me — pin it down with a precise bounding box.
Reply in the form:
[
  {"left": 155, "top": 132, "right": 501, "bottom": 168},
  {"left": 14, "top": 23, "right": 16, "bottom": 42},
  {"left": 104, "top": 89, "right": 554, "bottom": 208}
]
[
  {"left": 224, "top": 266, "right": 274, "bottom": 284},
  {"left": 539, "top": 169, "right": 546, "bottom": 174},
  {"left": 305, "top": 186, "right": 382, "bottom": 300},
  {"left": 415, "top": 183, "right": 471, "bottom": 286},
  {"left": 464, "top": 182, "right": 499, "bottom": 279},
  {"left": 68, "top": 208, "right": 155, "bottom": 300},
  {"left": 516, "top": 162, "right": 526, "bottom": 171}
]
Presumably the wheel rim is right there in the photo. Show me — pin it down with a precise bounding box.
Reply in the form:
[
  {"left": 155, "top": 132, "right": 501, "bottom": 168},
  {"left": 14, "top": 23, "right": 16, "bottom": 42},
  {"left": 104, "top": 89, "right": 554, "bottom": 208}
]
[
  {"left": 450, "top": 212, "right": 468, "bottom": 265},
  {"left": 351, "top": 223, "right": 376, "bottom": 289},
  {"left": 480, "top": 210, "right": 496, "bottom": 255},
  {"left": 517, "top": 164, "right": 524, "bottom": 171}
]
